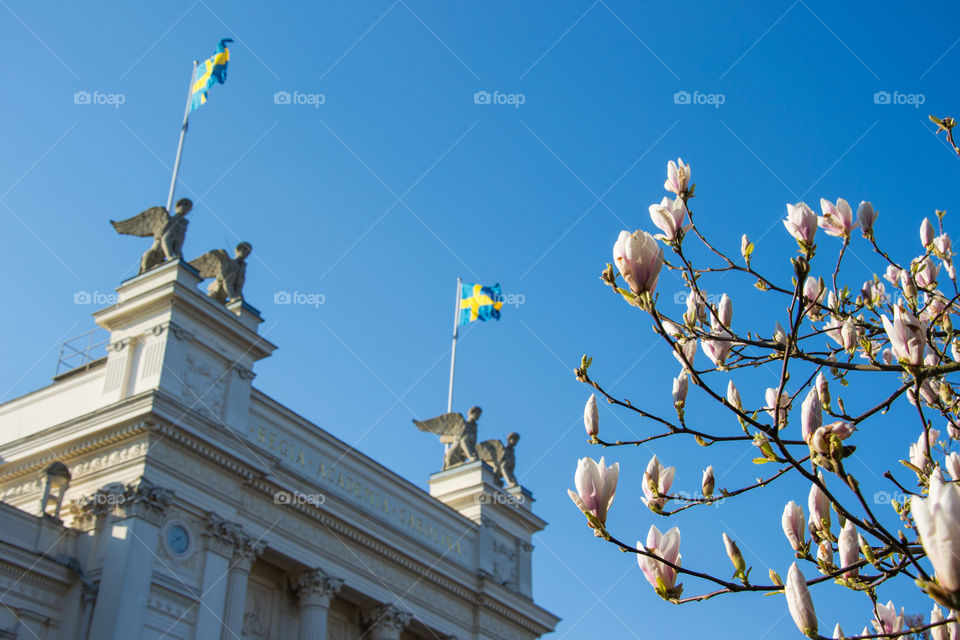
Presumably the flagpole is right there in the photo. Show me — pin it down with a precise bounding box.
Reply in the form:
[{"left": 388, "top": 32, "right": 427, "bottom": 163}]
[
  {"left": 166, "top": 60, "right": 198, "bottom": 214},
  {"left": 447, "top": 277, "right": 461, "bottom": 414}
]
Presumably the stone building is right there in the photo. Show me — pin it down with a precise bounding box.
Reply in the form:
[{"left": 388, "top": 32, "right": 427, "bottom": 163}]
[{"left": 0, "top": 259, "right": 559, "bottom": 639}]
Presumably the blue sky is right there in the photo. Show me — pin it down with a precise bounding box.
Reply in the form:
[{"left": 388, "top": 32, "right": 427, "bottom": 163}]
[{"left": 1, "top": 1, "right": 959, "bottom": 637}]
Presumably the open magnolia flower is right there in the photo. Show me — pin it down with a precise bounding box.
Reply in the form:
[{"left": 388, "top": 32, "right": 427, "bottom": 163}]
[
  {"left": 638, "top": 525, "right": 682, "bottom": 598},
  {"left": 912, "top": 471, "right": 960, "bottom": 594},
  {"left": 818, "top": 197, "right": 857, "bottom": 238},
  {"left": 649, "top": 196, "right": 688, "bottom": 241}
]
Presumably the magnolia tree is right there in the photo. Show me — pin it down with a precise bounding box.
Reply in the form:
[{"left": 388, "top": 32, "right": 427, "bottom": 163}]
[{"left": 568, "top": 116, "right": 960, "bottom": 639}]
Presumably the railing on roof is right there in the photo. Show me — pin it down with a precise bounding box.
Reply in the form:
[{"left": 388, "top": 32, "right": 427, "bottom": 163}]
[{"left": 56, "top": 328, "right": 109, "bottom": 376}]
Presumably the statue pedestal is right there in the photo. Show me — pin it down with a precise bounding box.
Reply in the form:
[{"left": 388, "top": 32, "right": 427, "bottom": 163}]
[
  {"left": 91, "top": 259, "right": 276, "bottom": 432},
  {"left": 429, "top": 461, "right": 543, "bottom": 597}
]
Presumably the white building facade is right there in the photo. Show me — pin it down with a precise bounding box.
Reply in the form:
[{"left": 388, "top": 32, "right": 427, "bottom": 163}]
[{"left": 0, "top": 260, "right": 559, "bottom": 640}]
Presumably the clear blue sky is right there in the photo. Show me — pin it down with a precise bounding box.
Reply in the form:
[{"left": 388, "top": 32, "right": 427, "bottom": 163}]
[{"left": 1, "top": 2, "right": 959, "bottom": 637}]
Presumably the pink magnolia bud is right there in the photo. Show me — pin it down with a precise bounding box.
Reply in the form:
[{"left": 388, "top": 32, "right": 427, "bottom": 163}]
[
  {"left": 930, "top": 605, "right": 948, "bottom": 640},
  {"left": 946, "top": 452, "right": 960, "bottom": 481},
  {"left": 584, "top": 394, "right": 599, "bottom": 438},
  {"left": 824, "top": 315, "right": 844, "bottom": 347},
  {"left": 909, "top": 428, "right": 939, "bottom": 473},
  {"left": 801, "top": 387, "right": 822, "bottom": 444},
  {"left": 702, "top": 465, "right": 715, "bottom": 498},
  {"left": 881, "top": 304, "right": 925, "bottom": 366},
  {"left": 815, "top": 372, "right": 831, "bottom": 411},
  {"left": 782, "top": 501, "right": 806, "bottom": 552},
  {"left": 913, "top": 255, "right": 940, "bottom": 289},
  {"left": 568, "top": 456, "right": 619, "bottom": 527},
  {"left": 884, "top": 264, "right": 902, "bottom": 286},
  {"left": 947, "top": 421, "right": 960, "bottom": 441},
  {"left": 833, "top": 622, "right": 845, "bottom": 639},
  {"left": 613, "top": 230, "right": 664, "bottom": 297},
  {"left": 818, "top": 197, "right": 857, "bottom": 238},
  {"left": 901, "top": 269, "right": 918, "bottom": 301},
  {"left": 741, "top": 234, "right": 752, "bottom": 264},
  {"left": 808, "top": 473, "right": 831, "bottom": 539},
  {"left": 857, "top": 201, "right": 877, "bottom": 236},
  {"left": 672, "top": 372, "right": 688, "bottom": 410},
  {"left": 715, "top": 293, "right": 732, "bottom": 329},
  {"left": 837, "top": 519, "right": 859, "bottom": 578},
  {"left": 765, "top": 387, "right": 791, "bottom": 425},
  {"left": 922, "top": 217, "right": 936, "bottom": 248},
  {"left": 935, "top": 232, "right": 953, "bottom": 259},
  {"left": 773, "top": 322, "right": 788, "bottom": 346},
  {"left": 664, "top": 158, "right": 690, "bottom": 196},
  {"left": 786, "top": 563, "right": 818, "bottom": 637},
  {"left": 701, "top": 334, "right": 731, "bottom": 369},
  {"left": 803, "top": 277, "right": 825, "bottom": 319},
  {"left": 641, "top": 455, "right": 675, "bottom": 512},
  {"left": 913, "top": 472, "right": 960, "bottom": 594},
  {"left": 722, "top": 533, "right": 746, "bottom": 574},
  {"left": 727, "top": 380, "right": 742, "bottom": 410},
  {"left": 840, "top": 316, "right": 858, "bottom": 353},
  {"left": 673, "top": 338, "right": 697, "bottom": 372},
  {"left": 817, "top": 539, "right": 834, "bottom": 567},
  {"left": 649, "top": 196, "right": 688, "bottom": 241},
  {"left": 784, "top": 202, "right": 818, "bottom": 248}
]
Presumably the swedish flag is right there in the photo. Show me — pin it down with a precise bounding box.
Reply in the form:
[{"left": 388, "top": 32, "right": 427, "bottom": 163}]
[
  {"left": 459, "top": 283, "right": 503, "bottom": 325},
  {"left": 189, "top": 38, "right": 232, "bottom": 112}
]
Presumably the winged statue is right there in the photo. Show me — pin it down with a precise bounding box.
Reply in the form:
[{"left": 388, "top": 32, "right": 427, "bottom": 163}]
[
  {"left": 413, "top": 406, "right": 481, "bottom": 470},
  {"left": 476, "top": 433, "right": 520, "bottom": 487},
  {"left": 110, "top": 198, "right": 192, "bottom": 274},
  {"left": 189, "top": 242, "right": 252, "bottom": 304}
]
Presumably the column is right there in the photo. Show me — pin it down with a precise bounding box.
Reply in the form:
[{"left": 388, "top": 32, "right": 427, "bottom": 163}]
[
  {"left": 362, "top": 604, "right": 412, "bottom": 640},
  {"left": 220, "top": 534, "right": 264, "bottom": 640},
  {"left": 296, "top": 568, "right": 343, "bottom": 640},
  {"left": 85, "top": 478, "right": 172, "bottom": 640},
  {"left": 193, "top": 514, "right": 237, "bottom": 640}
]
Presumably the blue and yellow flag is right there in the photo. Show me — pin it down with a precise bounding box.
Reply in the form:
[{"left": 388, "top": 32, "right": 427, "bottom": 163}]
[
  {"left": 459, "top": 282, "right": 503, "bottom": 325},
  {"left": 189, "top": 38, "right": 232, "bottom": 112}
]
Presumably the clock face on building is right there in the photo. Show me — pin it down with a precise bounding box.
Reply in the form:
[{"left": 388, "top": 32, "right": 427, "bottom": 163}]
[{"left": 167, "top": 523, "right": 190, "bottom": 555}]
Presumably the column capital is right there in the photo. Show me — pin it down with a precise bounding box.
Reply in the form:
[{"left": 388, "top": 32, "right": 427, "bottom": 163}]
[
  {"left": 202, "top": 512, "right": 264, "bottom": 568},
  {"left": 362, "top": 604, "right": 412, "bottom": 637},
  {"left": 75, "top": 477, "right": 172, "bottom": 526},
  {"left": 296, "top": 568, "right": 343, "bottom": 608}
]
